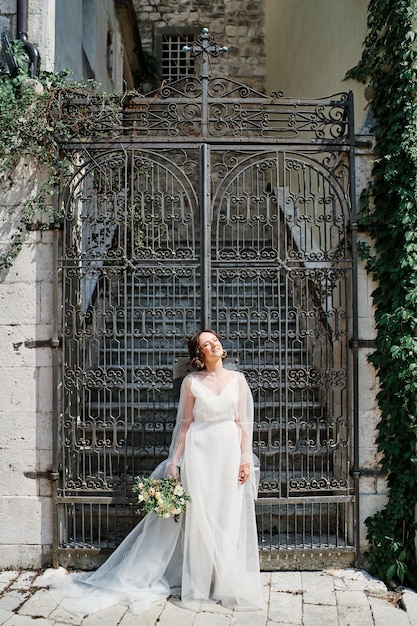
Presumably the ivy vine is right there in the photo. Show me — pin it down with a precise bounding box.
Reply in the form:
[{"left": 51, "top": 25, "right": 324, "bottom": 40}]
[
  {"left": 347, "top": 0, "right": 417, "bottom": 586},
  {"left": 0, "top": 39, "right": 133, "bottom": 273}
]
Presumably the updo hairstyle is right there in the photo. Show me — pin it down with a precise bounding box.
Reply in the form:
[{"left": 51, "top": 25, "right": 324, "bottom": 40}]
[{"left": 188, "top": 329, "right": 225, "bottom": 370}]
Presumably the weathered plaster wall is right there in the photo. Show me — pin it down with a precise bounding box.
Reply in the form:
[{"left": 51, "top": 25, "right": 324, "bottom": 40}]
[
  {"left": 54, "top": 0, "right": 124, "bottom": 92},
  {"left": 0, "top": 0, "right": 13, "bottom": 35},
  {"left": 0, "top": 0, "right": 55, "bottom": 72},
  {"left": 0, "top": 0, "right": 124, "bottom": 91},
  {"left": 265, "top": 0, "right": 369, "bottom": 132}
]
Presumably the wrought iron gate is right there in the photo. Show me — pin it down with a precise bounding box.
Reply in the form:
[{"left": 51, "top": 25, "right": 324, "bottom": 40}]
[{"left": 53, "top": 29, "right": 358, "bottom": 569}]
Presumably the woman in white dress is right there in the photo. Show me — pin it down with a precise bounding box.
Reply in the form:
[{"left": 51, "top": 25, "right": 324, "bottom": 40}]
[{"left": 51, "top": 330, "right": 264, "bottom": 616}]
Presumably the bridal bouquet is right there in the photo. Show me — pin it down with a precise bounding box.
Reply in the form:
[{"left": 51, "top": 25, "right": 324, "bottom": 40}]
[{"left": 132, "top": 476, "right": 191, "bottom": 522}]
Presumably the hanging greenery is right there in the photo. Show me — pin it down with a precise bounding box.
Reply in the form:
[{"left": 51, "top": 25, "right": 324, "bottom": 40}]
[
  {"left": 0, "top": 39, "right": 133, "bottom": 272},
  {"left": 347, "top": 0, "right": 417, "bottom": 586}
]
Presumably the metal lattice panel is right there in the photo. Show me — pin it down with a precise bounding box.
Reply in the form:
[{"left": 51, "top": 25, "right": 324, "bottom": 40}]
[{"left": 54, "top": 28, "right": 357, "bottom": 568}]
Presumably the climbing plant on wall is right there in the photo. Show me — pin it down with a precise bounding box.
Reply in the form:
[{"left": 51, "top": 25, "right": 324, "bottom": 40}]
[
  {"left": 347, "top": 0, "right": 417, "bottom": 585},
  {"left": 0, "top": 39, "right": 134, "bottom": 273}
]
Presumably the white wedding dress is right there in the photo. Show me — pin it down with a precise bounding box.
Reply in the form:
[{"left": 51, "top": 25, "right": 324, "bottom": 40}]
[{"left": 50, "top": 370, "right": 264, "bottom": 616}]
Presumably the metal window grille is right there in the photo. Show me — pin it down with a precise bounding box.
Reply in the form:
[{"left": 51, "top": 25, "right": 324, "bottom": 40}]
[{"left": 161, "top": 33, "right": 195, "bottom": 82}]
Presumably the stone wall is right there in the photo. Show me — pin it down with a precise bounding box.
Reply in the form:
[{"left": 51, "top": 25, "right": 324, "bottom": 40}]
[
  {"left": 0, "top": 161, "right": 55, "bottom": 568},
  {"left": 354, "top": 126, "right": 388, "bottom": 553},
  {"left": 133, "top": 0, "right": 266, "bottom": 93}
]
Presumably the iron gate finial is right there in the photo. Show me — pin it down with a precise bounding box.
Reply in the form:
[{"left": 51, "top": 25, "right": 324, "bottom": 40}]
[{"left": 183, "top": 27, "right": 227, "bottom": 79}]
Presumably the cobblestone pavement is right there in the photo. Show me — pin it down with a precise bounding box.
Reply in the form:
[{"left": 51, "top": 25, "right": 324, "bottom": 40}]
[{"left": 0, "top": 567, "right": 416, "bottom": 625}]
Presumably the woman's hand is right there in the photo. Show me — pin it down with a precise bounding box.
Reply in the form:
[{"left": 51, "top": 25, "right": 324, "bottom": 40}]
[
  {"left": 165, "top": 462, "right": 178, "bottom": 480},
  {"left": 239, "top": 463, "right": 250, "bottom": 484}
]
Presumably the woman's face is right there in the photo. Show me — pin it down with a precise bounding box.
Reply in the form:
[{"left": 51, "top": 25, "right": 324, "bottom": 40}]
[{"left": 198, "top": 332, "right": 222, "bottom": 362}]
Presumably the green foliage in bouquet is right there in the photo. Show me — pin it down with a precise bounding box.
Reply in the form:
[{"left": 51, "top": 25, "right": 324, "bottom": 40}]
[{"left": 132, "top": 476, "right": 191, "bottom": 522}]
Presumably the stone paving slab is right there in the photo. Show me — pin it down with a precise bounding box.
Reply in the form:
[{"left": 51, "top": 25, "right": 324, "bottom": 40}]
[
  {"left": 337, "top": 603, "right": 374, "bottom": 626},
  {"left": 0, "top": 590, "right": 30, "bottom": 613},
  {"left": 402, "top": 588, "right": 417, "bottom": 626},
  {"left": 303, "top": 603, "right": 339, "bottom": 626},
  {"left": 270, "top": 571, "right": 303, "bottom": 594},
  {"left": 335, "top": 589, "right": 372, "bottom": 608},
  {"left": 0, "top": 568, "right": 415, "bottom": 625},
  {"left": 0, "top": 609, "right": 14, "bottom": 625},
  {"left": 82, "top": 604, "right": 127, "bottom": 626},
  {"left": 118, "top": 601, "right": 163, "bottom": 626},
  {"left": 302, "top": 571, "right": 337, "bottom": 606},
  {"left": 368, "top": 595, "right": 411, "bottom": 626},
  {"left": 1, "top": 616, "right": 54, "bottom": 626},
  {"left": 269, "top": 590, "right": 303, "bottom": 624},
  {"left": 0, "top": 573, "right": 19, "bottom": 595},
  {"left": 327, "top": 567, "right": 388, "bottom": 596},
  {"left": 17, "top": 588, "right": 59, "bottom": 618}
]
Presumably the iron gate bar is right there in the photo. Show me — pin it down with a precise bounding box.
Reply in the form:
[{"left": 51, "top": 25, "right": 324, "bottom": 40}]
[
  {"left": 51, "top": 223, "right": 61, "bottom": 568},
  {"left": 347, "top": 105, "right": 361, "bottom": 567},
  {"left": 259, "top": 496, "right": 355, "bottom": 504},
  {"left": 200, "top": 143, "right": 212, "bottom": 329}
]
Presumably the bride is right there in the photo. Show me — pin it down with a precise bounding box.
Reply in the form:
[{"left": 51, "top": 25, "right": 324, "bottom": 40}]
[{"left": 51, "top": 330, "right": 264, "bottom": 616}]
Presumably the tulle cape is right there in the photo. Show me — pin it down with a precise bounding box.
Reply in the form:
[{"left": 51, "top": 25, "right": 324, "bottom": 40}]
[{"left": 50, "top": 370, "right": 264, "bottom": 616}]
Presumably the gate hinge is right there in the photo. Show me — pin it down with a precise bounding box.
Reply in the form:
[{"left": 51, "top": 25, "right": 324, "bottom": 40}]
[
  {"left": 24, "top": 338, "right": 61, "bottom": 349},
  {"left": 349, "top": 339, "right": 376, "bottom": 349},
  {"left": 24, "top": 469, "right": 60, "bottom": 481},
  {"left": 349, "top": 468, "right": 383, "bottom": 478}
]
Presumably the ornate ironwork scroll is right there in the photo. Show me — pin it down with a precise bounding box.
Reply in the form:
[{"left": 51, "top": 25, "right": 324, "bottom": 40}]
[{"left": 55, "top": 28, "right": 356, "bottom": 567}]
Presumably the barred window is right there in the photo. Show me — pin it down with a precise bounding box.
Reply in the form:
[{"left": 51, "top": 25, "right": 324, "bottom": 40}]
[{"left": 158, "top": 31, "right": 197, "bottom": 82}]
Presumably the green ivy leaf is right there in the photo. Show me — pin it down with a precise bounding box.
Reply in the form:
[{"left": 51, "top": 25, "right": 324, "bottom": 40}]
[{"left": 348, "top": 0, "right": 417, "bottom": 587}]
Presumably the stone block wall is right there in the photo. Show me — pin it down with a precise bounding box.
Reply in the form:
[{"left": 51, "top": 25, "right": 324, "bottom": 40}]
[
  {"left": 133, "top": 0, "right": 266, "bottom": 94},
  {"left": 354, "top": 129, "right": 388, "bottom": 553},
  {"left": 0, "top": 162, "right": 55, "bottom": 567}
]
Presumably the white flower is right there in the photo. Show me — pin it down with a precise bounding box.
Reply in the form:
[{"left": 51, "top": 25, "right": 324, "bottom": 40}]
[
  {"left": 133, "top": 475, "right": 190, "bottom": 522},
  {"left": 173, "top": 484, "right": 184, "bottom": 496}
]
